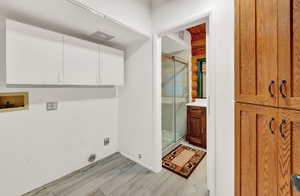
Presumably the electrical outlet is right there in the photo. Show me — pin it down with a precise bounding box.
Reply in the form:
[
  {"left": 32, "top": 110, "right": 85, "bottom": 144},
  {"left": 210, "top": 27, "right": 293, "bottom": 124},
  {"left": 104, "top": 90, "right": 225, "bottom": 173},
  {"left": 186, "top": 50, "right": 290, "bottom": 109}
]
[
  {"left": 206, "top": 190, "right": 210, "bottom": 196},
  {"left": 104, "top": 137, "right": 110, "bottom": 146},
  {"left": 46, "top": 102, "right": 58, "bottom": 111},
  {"left": 138, "top": 154, "right": 142, "bottom": 159},
  {"left": 88, "top": 154, "right": 97, "bottom": 163},
  {"left": 88, "top": 154, "right": 96, "bottom": 162}
]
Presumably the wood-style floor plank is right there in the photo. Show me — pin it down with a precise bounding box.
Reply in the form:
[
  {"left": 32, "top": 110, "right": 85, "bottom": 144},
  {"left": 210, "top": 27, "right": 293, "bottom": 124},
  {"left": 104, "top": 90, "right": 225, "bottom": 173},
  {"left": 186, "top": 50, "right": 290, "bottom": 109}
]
[{"left": 23, "top": 153, "right": 207, "bottom": 196}]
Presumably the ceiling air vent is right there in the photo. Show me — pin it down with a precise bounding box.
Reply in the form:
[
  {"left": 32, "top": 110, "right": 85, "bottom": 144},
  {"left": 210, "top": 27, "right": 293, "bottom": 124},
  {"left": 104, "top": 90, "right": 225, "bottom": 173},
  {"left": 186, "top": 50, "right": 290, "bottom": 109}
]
[{"left": 90, "top": 31, "right": 115, "bottom": 41}]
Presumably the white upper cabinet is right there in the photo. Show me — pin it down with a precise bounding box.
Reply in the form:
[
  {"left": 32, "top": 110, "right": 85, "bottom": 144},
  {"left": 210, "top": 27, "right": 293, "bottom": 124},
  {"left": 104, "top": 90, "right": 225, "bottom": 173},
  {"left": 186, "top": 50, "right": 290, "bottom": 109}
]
[
  {"left": 6, "top": 20, "right": 63, "bottom": 85},
  {"left": 63, "top": 36, "right": 99, "bottom": 85},
  {"left": 6, "top": 19, "right": 125, "bottom": 86},
  {"left": 100, "top": 45, "right": 124, "bottom": 86}
]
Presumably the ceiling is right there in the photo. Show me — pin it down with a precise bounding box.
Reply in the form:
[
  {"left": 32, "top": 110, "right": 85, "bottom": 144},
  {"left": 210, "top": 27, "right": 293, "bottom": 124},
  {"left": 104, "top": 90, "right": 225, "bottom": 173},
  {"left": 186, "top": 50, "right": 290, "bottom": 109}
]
[
  {"left": 162, "top": 35, "right": 188, "bottom": 54},
  {"left": 0, "top": 0, "right": 148, "bottom": 48},
  {"left": 151, "top": 0, "right": 173, "bottom": 9}
]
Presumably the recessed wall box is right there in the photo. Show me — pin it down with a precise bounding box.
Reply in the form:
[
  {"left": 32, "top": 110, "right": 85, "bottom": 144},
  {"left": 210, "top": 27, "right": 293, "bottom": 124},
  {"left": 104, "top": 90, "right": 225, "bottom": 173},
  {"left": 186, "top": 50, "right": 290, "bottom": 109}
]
[{"left": 0, "top": 92, "right": 29, "bottom": 112}]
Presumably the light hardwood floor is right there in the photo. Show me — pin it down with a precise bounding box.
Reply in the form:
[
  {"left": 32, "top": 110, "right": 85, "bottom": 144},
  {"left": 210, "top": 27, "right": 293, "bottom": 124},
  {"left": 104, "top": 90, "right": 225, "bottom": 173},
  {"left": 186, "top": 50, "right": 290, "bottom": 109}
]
[{"left": 24, "top": 153, "right": 207, "bottom": 196}]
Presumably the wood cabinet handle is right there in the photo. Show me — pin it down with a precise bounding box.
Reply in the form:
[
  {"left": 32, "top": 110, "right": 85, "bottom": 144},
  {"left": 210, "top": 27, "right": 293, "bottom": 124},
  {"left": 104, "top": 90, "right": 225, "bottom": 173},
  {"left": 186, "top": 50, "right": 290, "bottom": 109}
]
[
  {"left": 268, "top": 117, "right": 275, "bottom": 134},
  {"left": 291, "top": 174, "right": 300, "bottom": 193},
  {"left": 279, "top": 119, "right": 287, "bottom": 139},
  {"left": 279, "top": 80, "right": 287, "bottom": 98},
  {"left": 268, "top": 80, "right": 275, "bottom": 97}
]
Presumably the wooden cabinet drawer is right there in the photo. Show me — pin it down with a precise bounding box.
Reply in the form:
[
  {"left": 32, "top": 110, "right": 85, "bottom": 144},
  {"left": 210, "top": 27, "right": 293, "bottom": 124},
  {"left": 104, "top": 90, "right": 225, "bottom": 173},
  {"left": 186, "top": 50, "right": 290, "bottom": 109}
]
[
  {"left": 189, "top": 106, "right": 202, "bottom": 112},
  {"left": 188, "top": 106, "right": 205, "bottom": 117}
]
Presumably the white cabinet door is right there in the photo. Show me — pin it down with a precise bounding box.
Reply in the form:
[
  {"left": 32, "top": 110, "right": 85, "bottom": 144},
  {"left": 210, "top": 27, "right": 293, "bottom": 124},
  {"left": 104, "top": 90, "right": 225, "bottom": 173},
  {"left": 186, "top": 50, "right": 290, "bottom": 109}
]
[
  {"left": 6, "top": 20, "right": 63, "bottom": 84},
  {"left": 100, "top": 45, "right": 124, "bottom": 86},
  {"left": 63, "top": 36, "right": 99, "bottom": 85}
]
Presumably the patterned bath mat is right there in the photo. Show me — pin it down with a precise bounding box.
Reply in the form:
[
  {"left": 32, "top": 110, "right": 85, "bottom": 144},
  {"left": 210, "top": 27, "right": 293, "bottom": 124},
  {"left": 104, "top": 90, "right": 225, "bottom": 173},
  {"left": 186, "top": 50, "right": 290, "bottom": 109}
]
[{"left": 162, "top": 144, "right": 206, "bottom": 179}]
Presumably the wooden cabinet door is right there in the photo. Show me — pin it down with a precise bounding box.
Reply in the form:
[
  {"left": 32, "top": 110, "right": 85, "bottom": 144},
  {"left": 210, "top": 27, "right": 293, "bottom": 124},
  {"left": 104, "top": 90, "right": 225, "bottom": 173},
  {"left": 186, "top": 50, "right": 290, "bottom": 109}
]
[
  {"left": 6, "top": 20, "right": 63, "bottom": 85},
  {"left": 278, "top": 109, "right": 300, "bottom": 196},
  {"left": 235, "top": 0, "right": 278, "bottom": 106},
  {"left": 278, "top": 0, "right": 300, "bottom": 110},
  {"left": 235, "top": 103, "right": 278, "bottom": 196},
  {"left": 187, "top": 106, "right": 207, "bottom": 148},
  {"left": 189, "top": 116, "right": 202, "bottom": 145},
  {"left": 63, "top": 36, "right": 99, "bottom": 85},
  {"left": 100, "top": 45, "right": 124, "bottom": 86}
]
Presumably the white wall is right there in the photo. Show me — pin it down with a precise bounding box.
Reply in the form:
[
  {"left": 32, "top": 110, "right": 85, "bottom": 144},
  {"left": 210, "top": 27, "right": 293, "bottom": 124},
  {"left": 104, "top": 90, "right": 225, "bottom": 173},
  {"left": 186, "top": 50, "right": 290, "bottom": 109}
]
[
  {"left": 0, "top": 1, "right": 235, "bottom": 195},
  {"left": 161, "top": 32, "right": 190, "bottom": 54},
  {"left": 0, "top": 15, "right": 119, "bottom": 196},
  {"left": 74, "top": 0, "right": 152, "bottom": 37},
  {"left": 118, "top": 39, "right": 154, "bottom": 170},
  {"left": 152, "top": 0, "right": 214, "bottom": 33},
  {"left": 214, "top": 1, "right": 235, "bottom": 196},
  {"left": 80, "top": 0, "right": 156, "bottom": 174},
  {"left": 0, "top": 0, "right": 153, "bottom": 194},
  {"left": 152, "top": 0, "right": 235, "bottom": 196}
]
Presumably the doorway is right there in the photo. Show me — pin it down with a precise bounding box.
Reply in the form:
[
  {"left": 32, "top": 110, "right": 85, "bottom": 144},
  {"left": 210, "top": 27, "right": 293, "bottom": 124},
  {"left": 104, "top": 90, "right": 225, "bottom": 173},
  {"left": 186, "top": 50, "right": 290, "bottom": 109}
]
[{"left": 152, "top": 11, "right": 216, "bottom": 196}]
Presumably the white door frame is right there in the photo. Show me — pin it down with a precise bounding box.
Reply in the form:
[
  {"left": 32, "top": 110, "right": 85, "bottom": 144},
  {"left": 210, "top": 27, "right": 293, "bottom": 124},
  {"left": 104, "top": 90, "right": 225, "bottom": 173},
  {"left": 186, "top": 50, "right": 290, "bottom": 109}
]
[{"left": 152, "top": 10, "right": 217, "bottom": 196}]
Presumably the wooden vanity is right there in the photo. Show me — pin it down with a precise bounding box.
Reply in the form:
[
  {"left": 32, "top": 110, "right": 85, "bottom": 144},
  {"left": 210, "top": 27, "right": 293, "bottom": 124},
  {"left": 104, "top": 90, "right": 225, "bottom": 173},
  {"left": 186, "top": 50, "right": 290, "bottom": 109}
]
[{"left": 187, "top": 105, "right": 207, "bottom": 149}]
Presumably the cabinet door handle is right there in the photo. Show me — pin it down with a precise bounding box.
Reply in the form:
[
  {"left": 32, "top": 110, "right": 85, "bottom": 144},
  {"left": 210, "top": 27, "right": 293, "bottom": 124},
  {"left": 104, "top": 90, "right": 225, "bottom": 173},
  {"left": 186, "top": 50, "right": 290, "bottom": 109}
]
[
  {"left": 268, "top": 80, "right": 275, "bottom": 97},
  {"left": 268, "top": 117, "right": 275, "bottom": 134},
  {"left": 279, "top": 80, "right": 287, "bottom": 98},
  {"left": 279, "top": 119, "right": 287, "bottom": 139},
  {"left": 291, "top": 174, "right": 300, "bottom": 193}
]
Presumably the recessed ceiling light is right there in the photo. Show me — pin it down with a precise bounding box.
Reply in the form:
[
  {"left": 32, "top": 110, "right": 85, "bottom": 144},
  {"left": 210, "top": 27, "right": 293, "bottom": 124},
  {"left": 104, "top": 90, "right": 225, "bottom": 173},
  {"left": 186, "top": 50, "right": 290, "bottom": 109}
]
[{"left": 90, "top": 31, "right": 115, "bottom": 41}]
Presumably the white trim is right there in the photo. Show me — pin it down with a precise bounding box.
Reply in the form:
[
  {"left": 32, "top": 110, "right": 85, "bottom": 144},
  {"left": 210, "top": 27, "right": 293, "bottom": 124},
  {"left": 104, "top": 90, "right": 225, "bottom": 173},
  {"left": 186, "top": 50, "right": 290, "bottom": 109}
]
[
  {"left": 152, "top": 10, "right": 217, "bottom": 196},
  {"left": 156, "top": 10, "right": 211, "bottom": 37},
  {"left": 120, "top": 151, "right": 153, "bottom": 171},
  {"left": 206, "top": 11, "right": 217, "bottom": 196},
  {"left": 152, "top": 34, "right": 163, "bottom": 173}
]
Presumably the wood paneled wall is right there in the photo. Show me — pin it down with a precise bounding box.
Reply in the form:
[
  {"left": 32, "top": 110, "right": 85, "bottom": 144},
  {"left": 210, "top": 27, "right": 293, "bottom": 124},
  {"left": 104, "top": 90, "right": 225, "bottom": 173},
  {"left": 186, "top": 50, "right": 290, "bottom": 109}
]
[{"left": 187, "top": 24, "right": 206, "bottom": 99}]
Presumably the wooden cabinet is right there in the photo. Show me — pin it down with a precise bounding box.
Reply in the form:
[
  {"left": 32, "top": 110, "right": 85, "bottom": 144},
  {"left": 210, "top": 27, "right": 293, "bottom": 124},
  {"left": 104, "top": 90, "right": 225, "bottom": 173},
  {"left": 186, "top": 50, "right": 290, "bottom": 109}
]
[
  {"left": 235, "top": 0, "right": 278, "bottom": 107},
  {"left": 278, "top": 109, "right": 300, "bottom": 196},
  {"left": 235, "top": 103, "right": 278, "bottom": 196},
  {"left": 236, "top": 104, "right": 300, "bottom": 196},
  {"left": 236, "top": 0, "right": 300, "bottom": 195},
  {"left": 278, "top": 0, "right": 300, "bottom": 110},
  {"left": 236, "top": 0, "right": 300, "bottom": 109},
  {"left": 100, "top": 45, "right": 124, "bottom": 86},
  {"left": 63, "top": 36, "right": 99, "bottom": 85},
  {"left": 6, "top": 19, "right": 63, "bottom": 85},
  {"left": 187, "top": 106, "right": 206, "bottom": 149}
]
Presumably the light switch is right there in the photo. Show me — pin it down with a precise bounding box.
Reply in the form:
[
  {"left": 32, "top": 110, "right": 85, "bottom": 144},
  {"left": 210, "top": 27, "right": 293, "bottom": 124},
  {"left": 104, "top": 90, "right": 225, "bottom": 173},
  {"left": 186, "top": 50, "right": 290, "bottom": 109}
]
[
  {"left": 46, "top": 102, "right": 58, "bottom": 111},
  {"left": 104, "top": 137, "right": 110, "bottom": 146}
]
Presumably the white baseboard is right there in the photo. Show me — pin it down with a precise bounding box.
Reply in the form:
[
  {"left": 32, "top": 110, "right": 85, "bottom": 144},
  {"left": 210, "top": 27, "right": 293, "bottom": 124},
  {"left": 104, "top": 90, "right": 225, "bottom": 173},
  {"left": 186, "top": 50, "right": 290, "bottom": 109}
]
[{"left": 119, "top": 151, "right": 156, "bottom": 172}]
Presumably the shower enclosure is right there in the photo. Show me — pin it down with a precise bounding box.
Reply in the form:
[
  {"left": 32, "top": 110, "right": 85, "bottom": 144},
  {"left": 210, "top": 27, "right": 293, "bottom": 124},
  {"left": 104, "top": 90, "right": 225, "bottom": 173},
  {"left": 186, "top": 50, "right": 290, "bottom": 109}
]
[{"left": 162, "top": 55, "right": 189, "bottom": 150}]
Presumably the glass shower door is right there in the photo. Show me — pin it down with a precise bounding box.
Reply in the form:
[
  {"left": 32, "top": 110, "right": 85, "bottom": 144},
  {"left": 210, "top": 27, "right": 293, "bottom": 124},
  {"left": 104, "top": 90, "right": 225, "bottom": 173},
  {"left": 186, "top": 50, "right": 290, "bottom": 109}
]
[
  {"left": 174, "top": 60, "right": 188, "bottom": 140},
  {"left": 161, "top": 57, "right": 176, "bottom": 149},
  {"left": 161, "top": 56, "right": 189, "bottom": 150}
]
